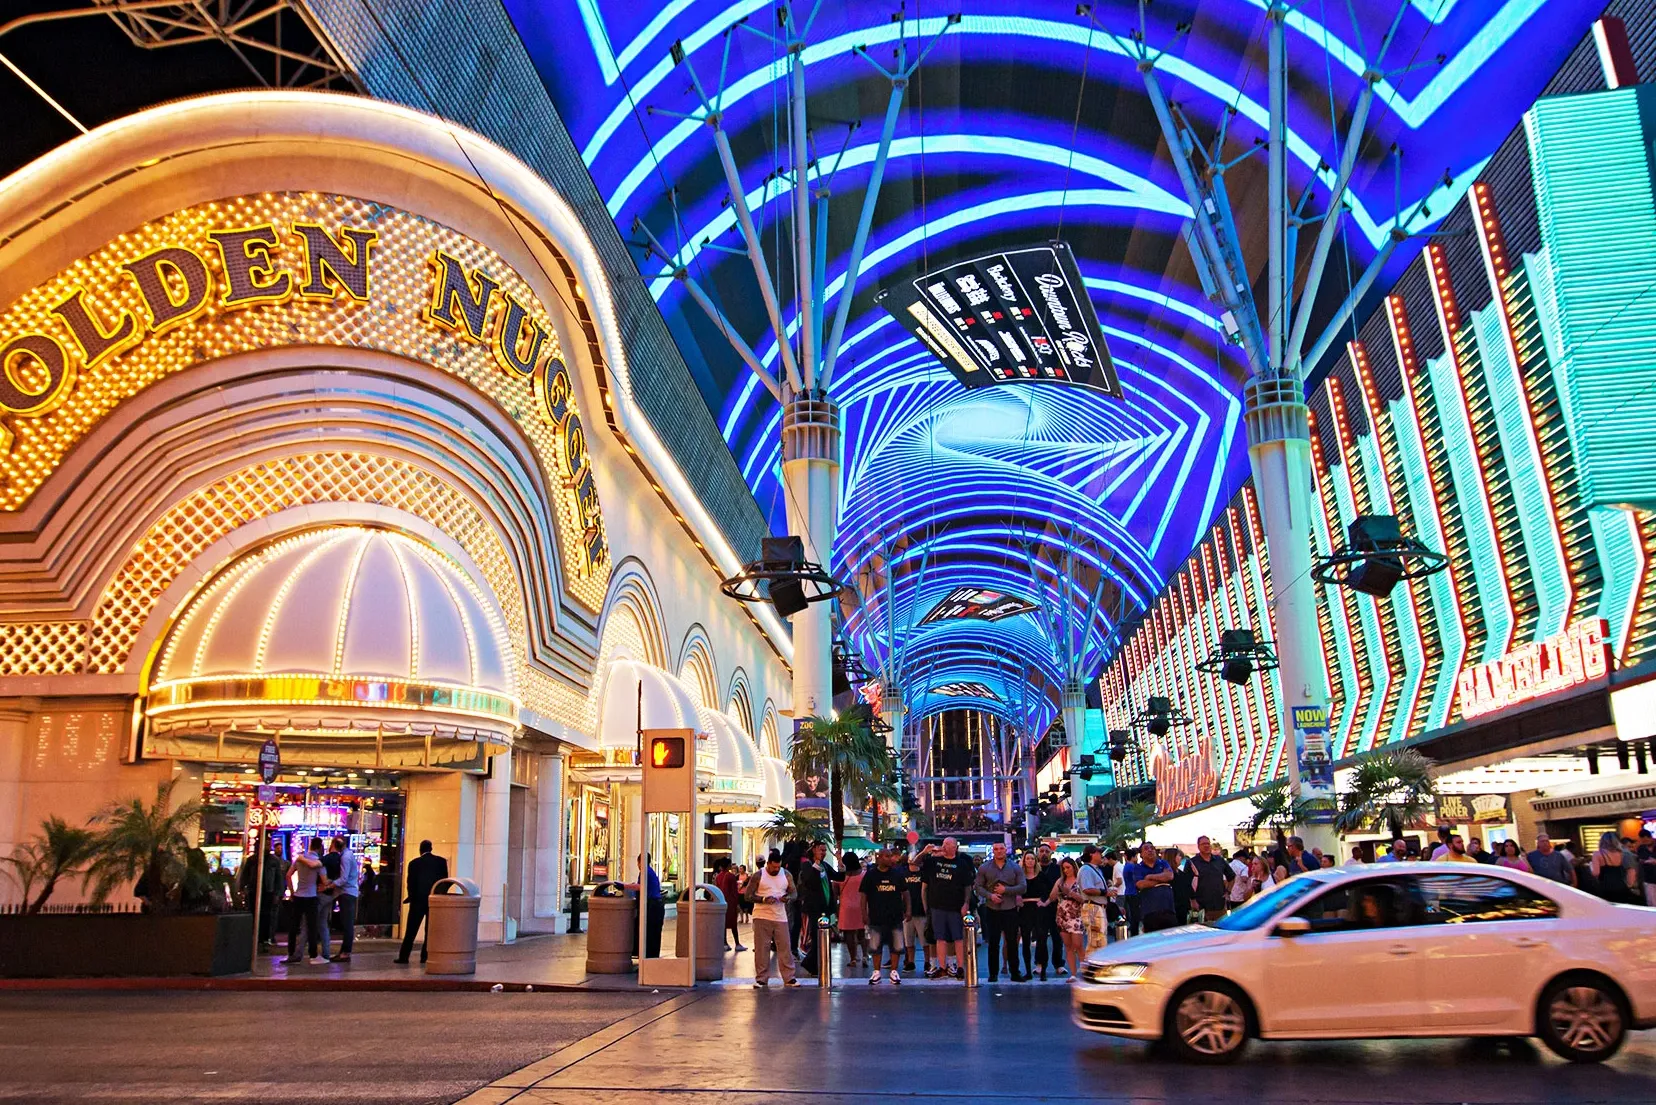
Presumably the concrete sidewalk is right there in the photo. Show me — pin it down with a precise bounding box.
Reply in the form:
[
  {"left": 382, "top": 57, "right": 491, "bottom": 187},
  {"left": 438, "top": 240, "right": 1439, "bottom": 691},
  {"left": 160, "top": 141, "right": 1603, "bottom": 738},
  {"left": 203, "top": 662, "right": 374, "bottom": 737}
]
[{"left": 0, "top": 914, "right": 1067, "bottom": 992}]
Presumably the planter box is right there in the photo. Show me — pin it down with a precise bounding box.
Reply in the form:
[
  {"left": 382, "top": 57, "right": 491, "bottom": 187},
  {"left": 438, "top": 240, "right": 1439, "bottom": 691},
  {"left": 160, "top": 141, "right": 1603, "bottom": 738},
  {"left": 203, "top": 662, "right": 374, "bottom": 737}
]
[{"left": 0, "top": 912, "right": 253, "bottom": 978}]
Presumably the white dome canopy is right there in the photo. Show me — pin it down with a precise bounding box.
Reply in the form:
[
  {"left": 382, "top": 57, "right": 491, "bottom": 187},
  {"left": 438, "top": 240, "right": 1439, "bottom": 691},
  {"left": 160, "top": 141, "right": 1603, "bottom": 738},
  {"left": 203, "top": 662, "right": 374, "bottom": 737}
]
[
  {"left": 696, "top": 707, "right": 762, "bottom": 782},
  {"left": 596, "top": 658, "right": 701, "bottom": 750},
  {"left": 156, "top": 527, "right": 512, "bottom": 694}
]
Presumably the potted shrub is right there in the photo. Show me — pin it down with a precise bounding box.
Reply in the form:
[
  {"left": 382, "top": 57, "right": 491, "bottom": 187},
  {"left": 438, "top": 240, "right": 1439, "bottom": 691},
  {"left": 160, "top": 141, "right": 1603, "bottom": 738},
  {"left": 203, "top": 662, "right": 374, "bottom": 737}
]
[{"left": 0, "top": 780, "right": 253, "bottom": 978}]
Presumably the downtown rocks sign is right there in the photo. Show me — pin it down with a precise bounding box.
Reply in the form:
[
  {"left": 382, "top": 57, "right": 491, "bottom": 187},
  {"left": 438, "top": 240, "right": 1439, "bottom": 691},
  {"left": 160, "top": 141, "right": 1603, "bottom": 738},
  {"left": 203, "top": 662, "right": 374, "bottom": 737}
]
[{"left": 0, "top": 193, "right": 608, "bottom": 585}]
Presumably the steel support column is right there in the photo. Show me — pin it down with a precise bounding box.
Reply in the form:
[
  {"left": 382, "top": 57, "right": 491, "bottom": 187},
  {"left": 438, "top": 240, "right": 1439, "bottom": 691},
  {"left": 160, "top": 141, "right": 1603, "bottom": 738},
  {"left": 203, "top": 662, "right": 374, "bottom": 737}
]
[
  {"left": 1061, "top": 680, "right": 1088, "bottom": 833},
  {"left": 782, "top": 396, "right": 840, "bottom": 721}
]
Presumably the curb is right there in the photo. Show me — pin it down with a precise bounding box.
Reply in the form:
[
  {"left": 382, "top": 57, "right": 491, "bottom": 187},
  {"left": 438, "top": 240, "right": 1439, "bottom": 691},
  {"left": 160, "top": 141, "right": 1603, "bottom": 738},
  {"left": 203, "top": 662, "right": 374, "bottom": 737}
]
[{"left": 0, "top": 977, "right": 600, "bottom": 993}]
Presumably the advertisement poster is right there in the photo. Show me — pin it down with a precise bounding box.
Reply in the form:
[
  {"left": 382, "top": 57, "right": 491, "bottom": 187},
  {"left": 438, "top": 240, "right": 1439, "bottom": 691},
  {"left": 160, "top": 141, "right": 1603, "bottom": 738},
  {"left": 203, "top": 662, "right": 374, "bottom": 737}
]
[
  {"left": 793, "top": 719, "right": 830, "bottom": 810},
  {"left": 1292, "top": 704, "right": 1337, "bottom": 823}
]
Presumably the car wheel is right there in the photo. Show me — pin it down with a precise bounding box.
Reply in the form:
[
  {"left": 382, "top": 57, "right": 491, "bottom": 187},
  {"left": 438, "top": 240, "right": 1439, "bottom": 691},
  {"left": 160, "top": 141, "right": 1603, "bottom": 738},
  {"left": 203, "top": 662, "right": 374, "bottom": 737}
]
[
  {"left": 1165, "top": 982, "right": 1250, "bottom": 1064},
  {"left": 1538, "top": 976, "right": 1626, "bottom": 1063}
]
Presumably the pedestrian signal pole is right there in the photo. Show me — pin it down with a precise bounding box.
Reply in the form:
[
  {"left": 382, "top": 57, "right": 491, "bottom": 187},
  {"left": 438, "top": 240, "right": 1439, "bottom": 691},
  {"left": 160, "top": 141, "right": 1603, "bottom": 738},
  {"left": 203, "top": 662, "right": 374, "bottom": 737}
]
[{"left": 639, "top": 728, "right": 698, "bottom": 988}]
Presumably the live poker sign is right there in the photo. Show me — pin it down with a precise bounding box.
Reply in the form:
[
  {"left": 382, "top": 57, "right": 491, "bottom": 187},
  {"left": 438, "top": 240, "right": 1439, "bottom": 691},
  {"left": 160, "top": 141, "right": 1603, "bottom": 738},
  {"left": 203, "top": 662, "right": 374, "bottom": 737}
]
[{"left": 877, "top": 241, "right": 1122, "bottom": 397}]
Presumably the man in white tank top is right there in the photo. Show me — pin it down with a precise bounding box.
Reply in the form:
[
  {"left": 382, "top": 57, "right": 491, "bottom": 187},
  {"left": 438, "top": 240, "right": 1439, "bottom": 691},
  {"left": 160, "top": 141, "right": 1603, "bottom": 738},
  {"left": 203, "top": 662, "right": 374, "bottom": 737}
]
[{"left": 745, "top": 851, "right": 799, "bottom": 987}]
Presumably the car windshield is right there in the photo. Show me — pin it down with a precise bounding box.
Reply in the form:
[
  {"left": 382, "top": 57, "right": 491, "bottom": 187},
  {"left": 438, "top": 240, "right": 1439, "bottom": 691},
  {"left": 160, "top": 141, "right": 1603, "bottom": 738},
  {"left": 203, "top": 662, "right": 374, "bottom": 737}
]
[{"left": 1213, "top": 876, "right": 1325, "bottom": 930}]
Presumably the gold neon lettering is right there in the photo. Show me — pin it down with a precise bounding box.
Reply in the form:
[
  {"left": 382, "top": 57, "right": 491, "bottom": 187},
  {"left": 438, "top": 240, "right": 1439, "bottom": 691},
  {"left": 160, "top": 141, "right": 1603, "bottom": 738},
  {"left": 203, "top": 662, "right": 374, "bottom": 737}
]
[
  {"left": 207, "top": 224, "right": 293, "bottom": 309},
  {"left": 536, "top": 358, "right": 573, "bottom": 426},
  {"left": 425, "top": 250, "right": 498, "bottom": 341},
  {"left": 0, "top": 333, "right": 76, "bottom": 417},
  {"left": 293, "top": 223, "right": 377, "bottom": 302},
  {"left": 122, "top": 246, "right": 213, "bottom": 334},
  {"left": 49, "top": 288, "right": 139, "bottom": 369},
  {"left": 493, "top": 294, "right": 547, "bottom": 378}
]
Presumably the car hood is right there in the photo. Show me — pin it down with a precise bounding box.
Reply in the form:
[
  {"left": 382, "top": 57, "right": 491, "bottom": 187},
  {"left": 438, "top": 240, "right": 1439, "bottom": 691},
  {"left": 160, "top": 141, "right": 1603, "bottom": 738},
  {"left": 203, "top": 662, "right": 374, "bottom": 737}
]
[{"left": 1088, "top": 925, "right": 1239, "bottom": 963}]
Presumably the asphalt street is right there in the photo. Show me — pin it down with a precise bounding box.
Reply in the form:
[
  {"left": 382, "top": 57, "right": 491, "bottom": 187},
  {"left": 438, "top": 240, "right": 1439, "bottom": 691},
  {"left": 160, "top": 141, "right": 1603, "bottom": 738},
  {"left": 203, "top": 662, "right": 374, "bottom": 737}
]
[
  {"left": 7, "top": 985, "right": 1656, "bottom": 1104},
  {"left": 0, "top": 991, "right": 667, "bottom": 1103}
]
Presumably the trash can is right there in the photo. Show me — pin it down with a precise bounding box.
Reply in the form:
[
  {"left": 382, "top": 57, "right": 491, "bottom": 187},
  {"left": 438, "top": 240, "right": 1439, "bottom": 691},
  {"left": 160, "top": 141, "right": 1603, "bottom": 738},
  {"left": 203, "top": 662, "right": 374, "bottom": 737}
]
[
  {"left": 673, "top": 883, "right": 727, "bottom": 981},
  {"left": 584, "top": 882, "right": 637, "bottom": 975},
  {"left": 424, "top": 877, "right": 481, "bottom": 975}
]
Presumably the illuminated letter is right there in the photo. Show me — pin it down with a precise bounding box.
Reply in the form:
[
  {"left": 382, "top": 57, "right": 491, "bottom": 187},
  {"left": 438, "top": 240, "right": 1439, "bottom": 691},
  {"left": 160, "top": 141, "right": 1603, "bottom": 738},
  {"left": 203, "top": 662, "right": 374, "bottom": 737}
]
[
  {"left": 49, "top": 288, "right": 139, "bottom": 368},
  {"left": 572, "top": 466, "right": 601, "bottom": 530},
  {"left": 426, "top": 251, "right": 498, "bottom": 342},
  {"left": 122, "top": 246, "right": 212, "bottom": 333},
  {"left": 536, "top": 357, "right": 573, "bottom": 426},
  {"left": 561, "top": 411, "right": 589, "bottom": 481},
  {"left": 493, "top": 295, "right": 547, "bottom": 378},
  {"left": 293, "top": 224, "right": 377, "bottom": 302},
  {"left": 207, "top": 224, "right": 293, "bottom": 308},
  {"left": 0, "top": 333, "right": 76, "bottom": 416}
]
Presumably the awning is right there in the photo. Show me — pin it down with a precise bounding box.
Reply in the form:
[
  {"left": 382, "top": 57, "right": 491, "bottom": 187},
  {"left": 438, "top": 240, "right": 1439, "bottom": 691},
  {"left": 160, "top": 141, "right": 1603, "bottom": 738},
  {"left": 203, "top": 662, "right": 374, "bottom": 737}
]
[
  {"left": 697, "top": 707, "right": 764, "bottom": 807},
  {"left": 596, "top": 658, "right": 700, "bottom": 750},
  {"left": 761, "top": 756, "right": 794, "bottom": 811}
]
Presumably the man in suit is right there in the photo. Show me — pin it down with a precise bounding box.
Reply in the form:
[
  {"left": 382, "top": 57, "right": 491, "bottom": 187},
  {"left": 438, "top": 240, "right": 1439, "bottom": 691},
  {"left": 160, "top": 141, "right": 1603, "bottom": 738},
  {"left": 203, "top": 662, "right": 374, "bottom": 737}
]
[{"left": 395, "top": 840, "right": 448, "bottom": 965}]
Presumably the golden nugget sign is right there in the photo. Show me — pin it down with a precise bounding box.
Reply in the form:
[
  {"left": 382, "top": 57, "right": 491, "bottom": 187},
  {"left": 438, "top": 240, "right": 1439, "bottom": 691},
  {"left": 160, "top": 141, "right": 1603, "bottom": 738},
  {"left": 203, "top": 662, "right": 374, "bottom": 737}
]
[
  {"left": 1149, "top": 740, "right": 1218, "bottom": 816},
  {"left": 0, "top": 195, "right": 606, "bottom": 578},
  {"left": 1457, "top": 617, "right": 1610, "bottom": 721}
]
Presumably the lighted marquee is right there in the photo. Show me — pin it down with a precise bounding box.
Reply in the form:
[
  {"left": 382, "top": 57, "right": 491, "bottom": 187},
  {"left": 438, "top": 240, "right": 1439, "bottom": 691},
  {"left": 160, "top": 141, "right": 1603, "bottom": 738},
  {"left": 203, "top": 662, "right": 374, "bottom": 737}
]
[
  {"left": 918, "top": 586, "right": 1040, "bottom": 625},
  {"left": 933, "top": 681, "right": 998, "bottom": 700},
  {"left": 0, "top": 192, "right": 610, "bottom": 601},
  {"left": 1456, "top": 618, "right": 1611, "bottom": 722},
  {"left": 877, "top": 242, "right": 1121, "bottom": 395}
]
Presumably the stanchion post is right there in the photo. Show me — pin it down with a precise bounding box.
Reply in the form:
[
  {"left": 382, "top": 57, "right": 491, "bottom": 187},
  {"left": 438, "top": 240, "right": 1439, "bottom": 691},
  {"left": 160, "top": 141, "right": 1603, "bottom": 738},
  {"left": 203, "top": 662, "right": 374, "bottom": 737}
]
[
  {"left": 248, "top": 825, "right": 266, "bottom": 971},
  {"left": 816, "top": 915, "right": 833, "bottom": 990},
  {"left": 962, "top": 913, "right": 979, "bottom": 988}
]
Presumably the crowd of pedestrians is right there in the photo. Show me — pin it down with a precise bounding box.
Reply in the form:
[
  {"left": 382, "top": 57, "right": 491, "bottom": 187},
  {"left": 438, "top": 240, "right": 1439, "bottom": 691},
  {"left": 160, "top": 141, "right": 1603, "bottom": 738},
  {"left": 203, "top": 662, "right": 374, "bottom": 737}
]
[{"left": 707, "top": 822, "right": 1656, "bottom": 988}]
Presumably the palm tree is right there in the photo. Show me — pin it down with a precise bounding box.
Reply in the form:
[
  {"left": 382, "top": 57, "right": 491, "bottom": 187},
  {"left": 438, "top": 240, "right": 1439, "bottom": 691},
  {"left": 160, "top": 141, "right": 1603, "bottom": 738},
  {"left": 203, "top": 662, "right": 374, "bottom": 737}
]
[
  {"left": 1, "top": 816, "right": 98, "bottom": 913},
  {"left": 1333, "top": 749, "right": 1437, "bottom": 836},
  {"left": 788, "top": 707, "right": 898, "bottom": 851},
  {"left": 762, "top": 807, "right": 829, "bottom": 847},
  {"left": 1098, "top": 800, "right": 1159, "bottom": 853},
  {"left": 1245, "top": 781, "right": 1318, "bottom": 836},
  {"left": 83, "top": 779, "right": 203, "bottom": 912}
]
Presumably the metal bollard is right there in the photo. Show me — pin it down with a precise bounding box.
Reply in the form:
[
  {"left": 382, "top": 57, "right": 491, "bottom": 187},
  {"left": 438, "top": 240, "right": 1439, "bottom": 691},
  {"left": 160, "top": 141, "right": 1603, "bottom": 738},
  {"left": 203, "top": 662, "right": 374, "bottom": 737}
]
[
  {"left": 816, "top": 915, "right": 834, "bottom": 990},
  {"left": 961, "top": 913, "right": 979, "bottom": 988}
]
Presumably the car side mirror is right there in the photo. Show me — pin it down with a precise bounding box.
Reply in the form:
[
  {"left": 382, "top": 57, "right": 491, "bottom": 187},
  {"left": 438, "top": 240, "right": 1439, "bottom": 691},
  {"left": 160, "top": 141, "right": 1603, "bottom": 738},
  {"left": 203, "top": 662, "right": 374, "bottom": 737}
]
[{"left": 1273, "top": 916, "right": 1312, "bottom": 937}]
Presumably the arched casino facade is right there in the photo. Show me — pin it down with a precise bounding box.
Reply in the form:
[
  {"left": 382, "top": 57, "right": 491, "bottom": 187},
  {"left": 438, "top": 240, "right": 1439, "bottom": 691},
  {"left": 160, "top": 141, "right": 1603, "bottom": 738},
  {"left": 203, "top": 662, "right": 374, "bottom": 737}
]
[{"left": 0, "top": 92, "right": 791, "bottom": 936}]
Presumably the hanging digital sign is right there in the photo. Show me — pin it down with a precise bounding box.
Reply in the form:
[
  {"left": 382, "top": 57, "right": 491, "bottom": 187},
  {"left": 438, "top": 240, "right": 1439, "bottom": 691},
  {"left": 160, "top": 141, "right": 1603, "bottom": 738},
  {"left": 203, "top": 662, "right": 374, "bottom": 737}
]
[
  {"left": 919, "top": 586, "right": 1040, "bottom": 625},
  {"left": 876, "top": 241, "right": 1121, "bottom": 396},
  {"left": 933, "top": 681, "right": 999, "bottom": 699}
]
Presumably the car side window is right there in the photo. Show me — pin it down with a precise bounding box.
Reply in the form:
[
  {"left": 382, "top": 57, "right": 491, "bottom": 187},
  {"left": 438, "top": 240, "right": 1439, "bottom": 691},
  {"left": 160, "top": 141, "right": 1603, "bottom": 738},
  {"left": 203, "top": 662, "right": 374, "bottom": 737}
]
[
  {"left": 1411, "top": 874, "right": 1559, "bottom": 924},
  {"left": 1290, "top": 878, "right": 1415, "bottom": 933}
]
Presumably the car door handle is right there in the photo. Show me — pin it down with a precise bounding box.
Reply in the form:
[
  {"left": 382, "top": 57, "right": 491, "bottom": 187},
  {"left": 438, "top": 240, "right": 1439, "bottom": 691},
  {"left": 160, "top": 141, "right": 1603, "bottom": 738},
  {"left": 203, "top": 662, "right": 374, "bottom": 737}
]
[
  {"left": 1511, "top": 937, "right": 1544, "bottom": 949},
  {"left": 1386, "top": 944, "right": 1414, "bottom": 957}
]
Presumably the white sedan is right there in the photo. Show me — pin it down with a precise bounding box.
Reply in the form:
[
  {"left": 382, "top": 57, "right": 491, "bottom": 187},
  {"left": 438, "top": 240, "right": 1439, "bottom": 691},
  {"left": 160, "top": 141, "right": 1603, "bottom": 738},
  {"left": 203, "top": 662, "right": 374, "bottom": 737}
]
[{"left": 1072, "top": 862, "right": 1656, "bottom": 1063}]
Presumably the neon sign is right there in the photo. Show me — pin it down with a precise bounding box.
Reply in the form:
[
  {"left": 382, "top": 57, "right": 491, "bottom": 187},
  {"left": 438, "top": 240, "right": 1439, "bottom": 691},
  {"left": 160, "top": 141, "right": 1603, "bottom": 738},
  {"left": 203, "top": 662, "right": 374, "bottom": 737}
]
[
  {"left": 1148, "top": 740, "right": 1218, "bottom": 816},
  {"left": 1457, "top": 618, "right": 1610, "bottom": 721}
]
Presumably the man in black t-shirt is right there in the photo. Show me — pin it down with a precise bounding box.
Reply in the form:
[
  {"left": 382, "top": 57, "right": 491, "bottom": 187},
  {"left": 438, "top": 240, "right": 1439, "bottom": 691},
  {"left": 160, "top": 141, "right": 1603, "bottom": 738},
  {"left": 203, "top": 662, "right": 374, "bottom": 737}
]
[
  {"left": 1187, "top": 835, "right": 1235, "bottom": 922},
  {"left": 1027, "top": 843, "right": 1064, "bottom": 974},
  {"left": 860, "top": 848, "right": 908, "bottom": 984},
  {"left": 917, "top": 838, "right": 975, "bottom": 979},
  {"left": 900, "top": 855, "right": 930, "bottom": 973}
]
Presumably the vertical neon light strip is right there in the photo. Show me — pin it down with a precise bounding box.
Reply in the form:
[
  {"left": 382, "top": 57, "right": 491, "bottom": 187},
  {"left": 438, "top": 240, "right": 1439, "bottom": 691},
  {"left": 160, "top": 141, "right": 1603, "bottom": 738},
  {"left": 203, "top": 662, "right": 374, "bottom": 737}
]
[
  {"left": 1427, "top": 241, "right": 1516, "bottom": 661},
  {"left": 1307, "top": 403, "right": 1365, "bottom": 758},
  {"left": 1220, "top": 515, "right": 1260, "bottom": 793},
  {"left": 1323, "top": 375, "right": 1388, "bottom": 754},
  {"left": 1349, "top": 340, "right": 1429, "bottom": 746},
  {"left": 1469, "top": 182, "right": 1573, "bottom": 636},
  {"left": 1201, "top": 536, "right": 1241, "bottom": 791},
  {"left": 1229, "top": 504, "right": 1269, "bottom": 789},
  {"left": 1244, "top": 486, "right": 1287, "bottom": 785}
]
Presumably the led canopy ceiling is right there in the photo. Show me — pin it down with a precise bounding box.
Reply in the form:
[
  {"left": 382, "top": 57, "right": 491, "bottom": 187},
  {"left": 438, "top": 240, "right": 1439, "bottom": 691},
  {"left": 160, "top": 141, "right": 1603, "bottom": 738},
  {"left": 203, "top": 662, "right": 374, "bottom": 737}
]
[{"left": 506, "top": 0, "right": 1606, "bottom": 729}]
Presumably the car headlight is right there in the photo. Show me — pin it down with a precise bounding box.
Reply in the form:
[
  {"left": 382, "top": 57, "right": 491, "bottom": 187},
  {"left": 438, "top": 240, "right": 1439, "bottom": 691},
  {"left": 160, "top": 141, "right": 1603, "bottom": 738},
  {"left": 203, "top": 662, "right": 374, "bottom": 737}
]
[{"left": 1080, "top": 961, "right": 1149, "bottom": 985}]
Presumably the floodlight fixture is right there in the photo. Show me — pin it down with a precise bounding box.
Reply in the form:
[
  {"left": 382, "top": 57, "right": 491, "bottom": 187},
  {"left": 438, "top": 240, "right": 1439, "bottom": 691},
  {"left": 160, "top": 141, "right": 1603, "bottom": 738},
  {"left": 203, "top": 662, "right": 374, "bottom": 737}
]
[
  {"left": 720, "top": 535, "right": 846, "bottom": 617},
  {"left": 1312, "top": 515, "right": 1446, "bottom": 598},
  {"left": 1197, "top": 627, "right": 1280, "bottom": 686}
]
